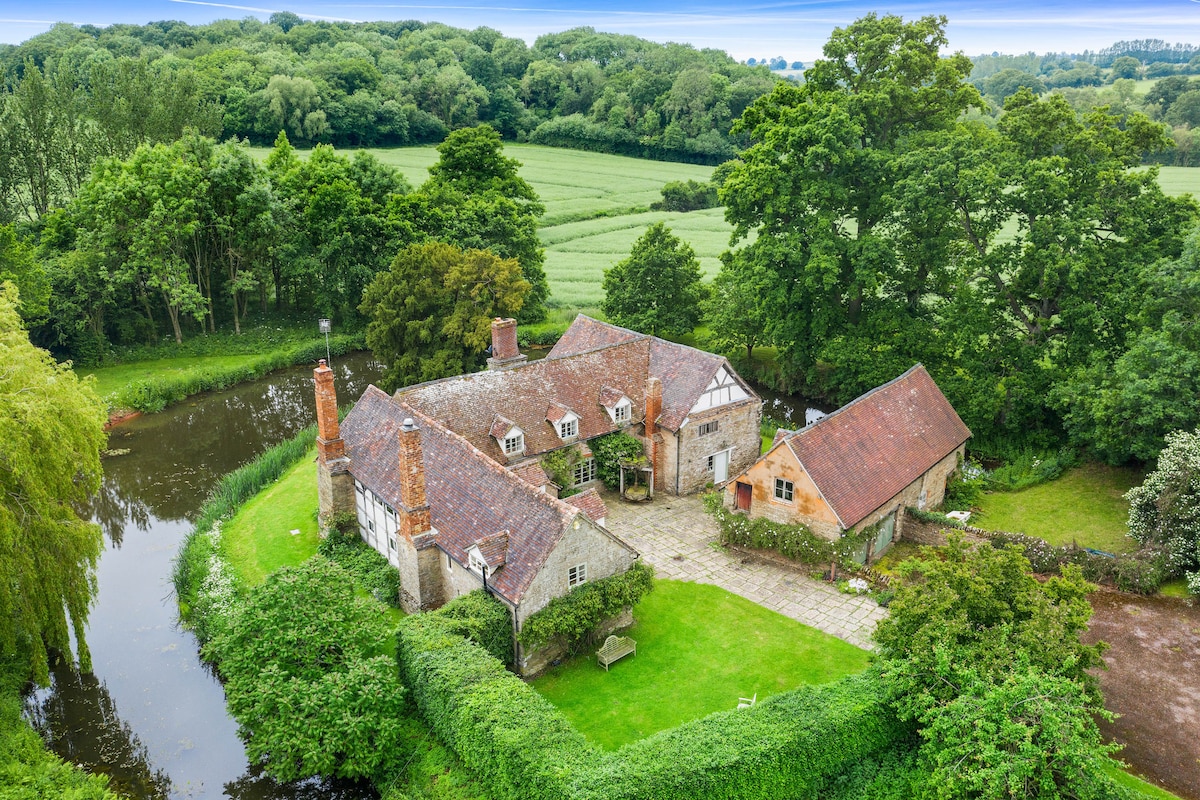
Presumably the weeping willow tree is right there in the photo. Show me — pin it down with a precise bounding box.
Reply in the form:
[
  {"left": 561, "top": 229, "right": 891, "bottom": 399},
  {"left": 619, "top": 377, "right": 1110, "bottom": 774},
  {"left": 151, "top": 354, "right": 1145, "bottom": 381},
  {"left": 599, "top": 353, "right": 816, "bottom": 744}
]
[{"left": 0, "top": 282, "right": 106, "bottom": 683}]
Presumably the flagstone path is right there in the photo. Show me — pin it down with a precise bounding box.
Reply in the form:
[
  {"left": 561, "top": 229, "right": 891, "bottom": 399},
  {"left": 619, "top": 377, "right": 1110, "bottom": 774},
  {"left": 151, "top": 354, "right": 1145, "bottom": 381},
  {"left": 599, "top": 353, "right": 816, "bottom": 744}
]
[{"left": 603, "top": 491, "right": 887, "bottom": 651}]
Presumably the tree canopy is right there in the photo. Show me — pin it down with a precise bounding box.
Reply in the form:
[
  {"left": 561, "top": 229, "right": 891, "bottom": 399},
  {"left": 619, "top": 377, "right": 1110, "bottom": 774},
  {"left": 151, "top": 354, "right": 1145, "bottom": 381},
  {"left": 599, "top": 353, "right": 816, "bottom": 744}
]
[
  {"left": 0, "top": 283, "right": 106, "bottom": 684},
  {"left": 1126, "top": 429, "right": 1200, "bottom": 593},
  {"left": 601, "top": 222, "right": 705, "bottom": 337},
  {"left": 360, "top": 241, "right": 529, "bottom": 391}
]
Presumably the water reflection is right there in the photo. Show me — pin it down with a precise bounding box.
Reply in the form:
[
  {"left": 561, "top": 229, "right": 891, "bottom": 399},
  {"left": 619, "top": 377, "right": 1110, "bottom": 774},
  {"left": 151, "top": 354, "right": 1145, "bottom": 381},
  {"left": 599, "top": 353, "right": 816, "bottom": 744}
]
[{"left": 29, "top": 353, "right": 384, "bottom": 800}]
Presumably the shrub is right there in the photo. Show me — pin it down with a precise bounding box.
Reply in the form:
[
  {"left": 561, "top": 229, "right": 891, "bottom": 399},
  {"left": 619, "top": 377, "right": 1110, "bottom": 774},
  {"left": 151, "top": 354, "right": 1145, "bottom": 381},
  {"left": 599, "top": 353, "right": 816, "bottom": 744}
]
[
  {"left": 1126, "top": 428, "right": 1200, "bottom": 590},
  {"left": 986, "top": 531, "right": 1169, "bottom": 594},
  {"left": 985, "top": 447, "right": 1077, "bottom": 492},
  {"left": 204, "top": 558, "right": 407, "bottom": 783},
  {"left": 942, "top": 459, "right": 985, "bottom": 510},
  {"left": 589, "top": 431, "right": 645, "bottom": 489},
  {"left": 651, "top": 179, "right": 719, "bottom": 212},
  {"left": 703, "top": 492, "right": 873, "bottom": 569},
  {"left": 319, "top": 532, "right": 403, "bottom": 608},
  {"left": 430, "top": 590, "right": 515, "bottom": 665},
  {"left": 540, "top": 448, "right": 581, "bottom": 498},
  {"left": 518, "top": 562, "right": 654, "bottom": 650},
  {"left": 904, "top": 506, "right": 966, "bottom": 529}
]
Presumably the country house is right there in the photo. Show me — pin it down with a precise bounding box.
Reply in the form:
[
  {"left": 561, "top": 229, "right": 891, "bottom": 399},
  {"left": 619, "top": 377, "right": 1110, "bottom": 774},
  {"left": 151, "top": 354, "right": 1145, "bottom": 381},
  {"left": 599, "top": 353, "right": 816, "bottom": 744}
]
[
  {"left": 312, "top": 314, "right": 762, "bottom": 673},
  {"left": 725, "top": 365, "right": 971, "bottom": 563}
]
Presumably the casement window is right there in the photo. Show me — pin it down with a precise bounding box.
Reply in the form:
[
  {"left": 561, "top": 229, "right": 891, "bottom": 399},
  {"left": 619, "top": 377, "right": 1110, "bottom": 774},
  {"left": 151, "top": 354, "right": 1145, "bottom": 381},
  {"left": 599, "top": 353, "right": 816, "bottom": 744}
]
[
  {"left": 559, "top": 418, "right": 578, "bottom": 439},
  {"left": 388, "top": 536, "right": 396, "bottom": 551},
  {"left": 705, "top": 454, "right": 716, "bottom": 473},
  {"left": 774, "top": 478, "right": 794, "bottom": 503},
  {"left": 385, "top": 505, "right": 397, "bottom": 520},
  {"left": 568, "top": 563, "right": 587, "bottom": 589},
  {"left": 697, "top": 420, "right": 719, "bottom": 437},
  {"left": 573, "top": 457, "right": 597, "bottom": 486},
  {"left": 468, "top": 549, "right": 485, "bottom": 574},
  {"left": 503, "top": 432, "right": 524, "bottom": 455},
  {"left": 613, "top": 403, "right": 630, "bottom": 423}
]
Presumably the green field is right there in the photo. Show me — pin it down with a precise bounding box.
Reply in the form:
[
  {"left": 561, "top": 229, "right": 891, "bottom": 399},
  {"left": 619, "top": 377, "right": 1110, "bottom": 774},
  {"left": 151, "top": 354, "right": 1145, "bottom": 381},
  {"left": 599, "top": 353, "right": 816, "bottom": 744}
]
[
  {"left": 972, "top": 463, "right": 1144, "bottom": 553},
  {"left": 1150, "top": 165, "right": 1200, "bottom": 197},
  {"left": 532, "top": 579, "right": 870, "bottom": 750}
]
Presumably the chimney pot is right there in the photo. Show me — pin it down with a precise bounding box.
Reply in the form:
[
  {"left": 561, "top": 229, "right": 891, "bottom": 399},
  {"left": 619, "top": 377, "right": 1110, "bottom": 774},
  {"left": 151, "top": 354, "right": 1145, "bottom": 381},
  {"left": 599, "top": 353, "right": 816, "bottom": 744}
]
[{"left": 487, "top": 317, "right": 526, "bottom": 370}]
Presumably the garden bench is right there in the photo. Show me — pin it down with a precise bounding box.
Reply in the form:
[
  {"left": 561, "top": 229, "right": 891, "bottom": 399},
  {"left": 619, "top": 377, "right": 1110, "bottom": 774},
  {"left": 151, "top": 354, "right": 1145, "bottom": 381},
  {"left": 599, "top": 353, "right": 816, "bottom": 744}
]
[{"left": 597, "top": 635, "right": 636, "bottom": 670}]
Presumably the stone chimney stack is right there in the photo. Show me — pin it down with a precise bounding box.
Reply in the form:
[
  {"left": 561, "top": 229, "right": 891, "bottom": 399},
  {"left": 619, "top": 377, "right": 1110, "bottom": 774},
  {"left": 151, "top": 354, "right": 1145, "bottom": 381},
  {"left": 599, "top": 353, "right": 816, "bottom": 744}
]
[
  {"left": 487, "top": 317, "right": 526, "bottom": 370},
  {"left": 313, "top": 360, "right": 351, "bottom": 526},
  {"left": 397, "top": 417, "right": 432, "bottom": 541}
]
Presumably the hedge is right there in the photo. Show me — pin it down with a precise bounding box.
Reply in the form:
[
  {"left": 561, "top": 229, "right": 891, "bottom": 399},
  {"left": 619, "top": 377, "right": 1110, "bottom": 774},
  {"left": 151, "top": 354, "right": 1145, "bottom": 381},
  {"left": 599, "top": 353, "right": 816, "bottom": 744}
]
[
  {"left": 703, "top": 493, "right": 873, "bottom": 569},
  {"left": 396, "top": 601, "right": 595, "bottom": 800},
  {"left": 398, "top": 598, "right": 909, "bottom": 800}
]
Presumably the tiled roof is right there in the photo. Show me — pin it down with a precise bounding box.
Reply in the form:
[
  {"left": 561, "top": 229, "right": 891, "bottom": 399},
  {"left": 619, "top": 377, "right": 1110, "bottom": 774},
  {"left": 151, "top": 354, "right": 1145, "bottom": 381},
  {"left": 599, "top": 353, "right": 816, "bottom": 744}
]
[
  {"left": 649, "top": 338, "right": 728, "bottom": 430},
  {"left": 474, "top": 530, "right": 508, "bottom": 569},
  {"left": 510, "top": 460, "right": 549, "bottom": 488},
  {"left": 341, "top": 386, "right": 587, "bottom": 606},
  {"left": 490, "top": 414, "right": 516, "bottom": 439},
  {"left": 564, "top": 488, "right": 608, "bottom": 526},
  {"left": 397, "top": 337, "right": 652, "bottom": 459},
  {"left": 545, "top": 401, "right": 574, "bottom": 424},
  {"left": 784, "top": 365, "right": 971, "bottom": 529},
  {"left": 598, "top": 385, "right": 627, "bottom": 409},
  {"left": 547, "top": 314, "right": 641, "bottom": 357}
]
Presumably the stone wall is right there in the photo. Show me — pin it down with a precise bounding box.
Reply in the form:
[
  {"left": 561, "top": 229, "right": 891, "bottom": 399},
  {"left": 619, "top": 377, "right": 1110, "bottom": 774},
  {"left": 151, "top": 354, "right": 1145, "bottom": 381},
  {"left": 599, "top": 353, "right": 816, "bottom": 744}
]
[
  {"left": 516, "top": 519, "right": 637, "bottom": 628},
  {"left": 517, "top": 607, "right": 633, "bottom": 677},
  {"left": 900, "top": 516, "right": 990, "bottom": 548},
  {"left": 440, "top": 549, "right": 486, "bottom": 601},
  {"left": 677, "top": 398, "right": 761, "bottom": 495},
  {"left": 317, "top": 463, "right": 354, "bottom": 527}
]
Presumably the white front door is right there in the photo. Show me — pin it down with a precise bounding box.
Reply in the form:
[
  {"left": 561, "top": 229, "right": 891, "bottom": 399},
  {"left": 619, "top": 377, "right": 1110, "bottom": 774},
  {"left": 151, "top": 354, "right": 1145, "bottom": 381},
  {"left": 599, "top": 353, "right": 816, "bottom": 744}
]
[{"left": 712, "top": 449, "right": 730, "bottom": 483}]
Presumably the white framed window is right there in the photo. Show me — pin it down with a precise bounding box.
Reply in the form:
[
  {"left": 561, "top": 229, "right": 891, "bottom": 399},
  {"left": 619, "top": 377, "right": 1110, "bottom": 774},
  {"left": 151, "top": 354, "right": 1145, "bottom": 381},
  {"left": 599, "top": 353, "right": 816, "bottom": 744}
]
[
  {"left": 385, "top": 504, "right": 397, "bottom": 520},
  {"left": 706, "top": 454, "right": 716, "bottom": 473},
  {"left": 697, "top": 420, "right": 719, "bottom": 437},
  {"left": 468, "top": 549, "right": 486, "bottom": 574},
  {"left": 503, "top": 432, "right": 524, "bottom": 455},
  {"left": 613, "top": 402, "right": 630, "bottom": 423},
  {"left": 774, "top": 478, "right": 794, "bottom": 503},
  {"left": 367, "top": 518, "right": 376, "bottom": 533},
  {"left": 559, "top": 418, "right": 578, "bottom": 439},
  {"left": 388, "top": 536, "right": 396, "bottom": 551},
  {"left": 356, "top": 481, "right": 366, "bottom": 497},
  {"left": 568, "top": 563, "right": 587, "bottom": 589},
  {"left": 573, "top": 457, "right": 597, "bottom": 486}
]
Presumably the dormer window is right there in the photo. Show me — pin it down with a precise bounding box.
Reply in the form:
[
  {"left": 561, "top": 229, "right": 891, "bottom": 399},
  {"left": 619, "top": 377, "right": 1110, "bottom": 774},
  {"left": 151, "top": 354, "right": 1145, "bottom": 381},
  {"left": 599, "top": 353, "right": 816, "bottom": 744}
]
[
  {"left": 468, "top": 548, "right": 486, "bottom": 574},
  {"left": 491, "top": 415, "right": 524, "bottom": 458},
  {"left": 559, "top": 418, "right": 578, "bottom": 439},
  {"left": 547, "top": 402, "right": 579, "bottom": 441},
  {"left": 503, "top": 432, "right": 525, "bottom": 455},
  {"left": 599, "top": 386, "right": 633, "bottom": 424}
]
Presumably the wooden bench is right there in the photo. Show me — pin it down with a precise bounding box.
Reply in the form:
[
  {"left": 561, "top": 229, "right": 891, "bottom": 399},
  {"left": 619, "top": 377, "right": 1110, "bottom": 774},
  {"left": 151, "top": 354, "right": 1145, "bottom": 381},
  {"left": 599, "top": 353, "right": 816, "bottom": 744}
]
[{"left": 597, "top": 635, "right": 636, "bottom": 671}]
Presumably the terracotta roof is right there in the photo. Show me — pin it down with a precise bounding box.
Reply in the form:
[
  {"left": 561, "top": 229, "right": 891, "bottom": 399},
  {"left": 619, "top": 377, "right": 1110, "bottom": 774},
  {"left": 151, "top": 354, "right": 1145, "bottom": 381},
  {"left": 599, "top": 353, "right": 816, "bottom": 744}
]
[
  {"left": 545, "top": 401, "right": 574, "bottom": 425},
  {"left": 547, "top": 314, "right": 641, "bottom": 357},
  {"left": 397, "top": 337, "right": 651, "bottom": 459},
  {"left": 771, "top": 429, "right": 795, "bottom": 449},
  {"left": 474, "top": 530, "right": 509, "bottom": 569},
  {"left": 649, "top": 338, "right": 730, "bottom": 430},
  {"left": 510, "top": 460, "right": 549, "bottom": 488},
  {"left": 490, "top": 414, "right": 516, "bottom": 439},
  {"left": 341, "top": 386, "right": 589, "bottom": 606},
  {"left": 598, "top": 385, "right": 627, "bottom": 409},
  {"left": 564, "top": 488, "right": 608, "bottom": 525},
  {"left": 784, "top": 365, "right": 971, "bottom": 529}
]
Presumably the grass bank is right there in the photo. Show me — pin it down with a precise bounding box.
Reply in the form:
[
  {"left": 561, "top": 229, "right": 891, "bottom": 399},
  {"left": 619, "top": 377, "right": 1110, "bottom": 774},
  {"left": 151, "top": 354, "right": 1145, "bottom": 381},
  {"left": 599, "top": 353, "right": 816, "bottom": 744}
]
[
  {"left": 971, "top": 463, "right": 1144, "bottom": 553},
  {"left": 532, "top": 579, "right": 870, "bottom": 750},
  {"left": 80, "top": 321, "right": 364, "bottom": 415}
]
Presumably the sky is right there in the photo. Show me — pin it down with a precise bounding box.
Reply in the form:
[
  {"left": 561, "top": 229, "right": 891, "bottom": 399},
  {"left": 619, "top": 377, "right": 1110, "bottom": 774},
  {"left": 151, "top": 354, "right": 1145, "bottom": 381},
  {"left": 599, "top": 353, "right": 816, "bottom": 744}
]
[{"left": 4, "top": 0, "right": 1200, "bottom": 62}]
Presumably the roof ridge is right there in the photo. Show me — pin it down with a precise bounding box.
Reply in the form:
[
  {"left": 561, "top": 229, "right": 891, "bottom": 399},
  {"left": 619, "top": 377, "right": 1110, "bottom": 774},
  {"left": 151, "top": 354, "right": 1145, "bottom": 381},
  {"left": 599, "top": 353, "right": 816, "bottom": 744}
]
[{"left": 789, "top": 363, "right": 925, "bottom": 441}]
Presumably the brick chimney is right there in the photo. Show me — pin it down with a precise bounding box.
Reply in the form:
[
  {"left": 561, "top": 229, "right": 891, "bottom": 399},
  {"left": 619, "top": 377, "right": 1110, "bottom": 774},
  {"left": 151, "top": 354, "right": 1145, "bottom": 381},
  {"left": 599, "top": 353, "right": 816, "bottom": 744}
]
[
  {"left": 397, "top": 417, "right": 432, "bottom": 541},
  {"left": 487, "top": 317, "right": 526, "bottom": 370},
  {"left": 644, "top": 376, "right": 663, "bottom": 493},
  {"left": 313, "top": 360, "right": 351, "bottom": 526}
]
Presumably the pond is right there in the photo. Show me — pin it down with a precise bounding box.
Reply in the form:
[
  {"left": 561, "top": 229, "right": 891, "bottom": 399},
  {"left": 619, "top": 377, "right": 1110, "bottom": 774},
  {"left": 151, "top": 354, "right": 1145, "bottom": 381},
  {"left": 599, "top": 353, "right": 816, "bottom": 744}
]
[{"left": 25, "top": 352, "right": 384, "bottom": 800}]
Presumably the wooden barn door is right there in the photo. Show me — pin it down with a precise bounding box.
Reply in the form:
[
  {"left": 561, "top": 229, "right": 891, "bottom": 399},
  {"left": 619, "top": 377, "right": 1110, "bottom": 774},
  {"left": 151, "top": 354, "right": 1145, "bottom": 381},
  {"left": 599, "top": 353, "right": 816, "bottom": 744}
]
[{"left": 735, "top": 481, "right": 752, "bottom": 512}]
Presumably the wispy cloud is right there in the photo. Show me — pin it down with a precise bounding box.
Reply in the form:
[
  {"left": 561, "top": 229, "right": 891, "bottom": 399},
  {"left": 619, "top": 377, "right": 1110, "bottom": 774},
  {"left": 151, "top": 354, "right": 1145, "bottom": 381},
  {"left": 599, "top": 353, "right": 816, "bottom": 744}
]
[{"left": 168, "top": 0, "right": 364, "bottom": 22}]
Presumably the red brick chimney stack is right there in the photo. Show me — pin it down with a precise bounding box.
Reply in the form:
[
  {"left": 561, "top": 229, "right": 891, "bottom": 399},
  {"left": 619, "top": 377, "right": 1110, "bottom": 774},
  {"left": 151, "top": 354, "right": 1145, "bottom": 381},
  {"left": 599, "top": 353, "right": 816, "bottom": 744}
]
[
  {"left": 487, "top": 317, "right": 527, "bottom": 370},
  {"left": 397, "top": 417, "right": 432, "bottom": 541},
  {"left": 644, "top": 376, "right": 662, "bottom": 438},
  {"left": 314, "top": 359, "right": 344, "bottom": 464}
]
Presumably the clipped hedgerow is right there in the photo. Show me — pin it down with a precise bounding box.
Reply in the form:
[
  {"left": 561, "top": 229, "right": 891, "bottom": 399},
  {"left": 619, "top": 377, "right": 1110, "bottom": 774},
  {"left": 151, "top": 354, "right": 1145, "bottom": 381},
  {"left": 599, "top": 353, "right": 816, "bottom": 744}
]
[
  {"left": 396, "top": 606, "right": 595, "bottom": 800},
  {"left": 430, "top": 590, "right": 516, "bottom": 665},
  {"left": 569, "top": 673, "right": 909, "bottom": 800}
]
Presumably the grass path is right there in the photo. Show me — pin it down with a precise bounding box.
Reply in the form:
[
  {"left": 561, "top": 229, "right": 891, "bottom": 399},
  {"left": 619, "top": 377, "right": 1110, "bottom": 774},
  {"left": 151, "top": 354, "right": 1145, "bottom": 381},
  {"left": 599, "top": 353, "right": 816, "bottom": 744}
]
[
  {"left": 972, "top": 463, "right": 1144, "bottom": 553},
  {"left": 532, "top": 579, "right": 870, "bottom": 750}
]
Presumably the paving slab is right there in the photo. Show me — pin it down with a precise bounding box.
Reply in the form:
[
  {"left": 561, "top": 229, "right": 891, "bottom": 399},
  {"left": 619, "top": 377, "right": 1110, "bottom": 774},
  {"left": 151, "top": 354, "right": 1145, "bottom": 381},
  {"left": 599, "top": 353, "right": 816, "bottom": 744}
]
[{"left": 603, "top": 491, "right": 887, "bottom": 651}]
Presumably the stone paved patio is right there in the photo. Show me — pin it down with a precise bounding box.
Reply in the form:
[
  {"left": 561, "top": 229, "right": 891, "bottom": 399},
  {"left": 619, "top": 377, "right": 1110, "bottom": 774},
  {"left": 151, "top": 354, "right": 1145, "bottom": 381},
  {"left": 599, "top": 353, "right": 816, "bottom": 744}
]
[{"left": 603, "top": 491, "right": 887, "bottom": 651}]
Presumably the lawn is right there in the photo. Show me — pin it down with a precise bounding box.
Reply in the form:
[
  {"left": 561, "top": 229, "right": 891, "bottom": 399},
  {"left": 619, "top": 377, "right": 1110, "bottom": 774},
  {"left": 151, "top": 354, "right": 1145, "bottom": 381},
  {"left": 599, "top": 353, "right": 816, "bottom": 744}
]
[
  {"left": 971, "top": 463, "right": 1144, "bottom": 553},
  {"left": 81, "top": 354, "right": 264, "bottom": 401},
  {"left": 221, "top": 450, "right": 322, "bottom": 585},
  {"left": 532, "top": 579, "right": 871, "bottom": 750}
]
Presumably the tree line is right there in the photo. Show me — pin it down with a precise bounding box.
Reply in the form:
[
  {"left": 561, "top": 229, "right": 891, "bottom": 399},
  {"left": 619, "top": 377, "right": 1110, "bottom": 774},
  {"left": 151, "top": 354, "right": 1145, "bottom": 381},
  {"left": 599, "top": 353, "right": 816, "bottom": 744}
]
[
  {"left": 0, "top": 17, "right": 779, "bottom": 170},
  {"left": 1, "top": 124, "right": 546, "bottom": 363}
]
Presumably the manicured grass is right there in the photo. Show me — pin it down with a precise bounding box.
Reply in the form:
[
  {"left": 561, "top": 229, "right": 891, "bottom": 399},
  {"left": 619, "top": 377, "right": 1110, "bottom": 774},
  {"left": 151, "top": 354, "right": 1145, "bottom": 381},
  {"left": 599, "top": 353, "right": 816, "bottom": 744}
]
[
  {"left": 972, "top": 463, "right": 1144, "bottom": 553},
  {"left": 82, "top": 354, "right": 263, "bottom": 401},
  {"left": 532, "top": 579, "right": 871, "bottom": 750},
  {"left": 1106, "top": 763, "right": 1187, "bottom": 800},
  {"left": 221, "top": 450, "right": 322, "bottom": 585}
]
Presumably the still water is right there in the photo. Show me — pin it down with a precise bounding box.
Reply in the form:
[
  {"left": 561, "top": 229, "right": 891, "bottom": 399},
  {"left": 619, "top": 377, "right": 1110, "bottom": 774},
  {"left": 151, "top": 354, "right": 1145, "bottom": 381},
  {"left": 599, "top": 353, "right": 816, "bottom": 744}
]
[{"left": 25, "top": 353, "right": 383, "bottom": 800}]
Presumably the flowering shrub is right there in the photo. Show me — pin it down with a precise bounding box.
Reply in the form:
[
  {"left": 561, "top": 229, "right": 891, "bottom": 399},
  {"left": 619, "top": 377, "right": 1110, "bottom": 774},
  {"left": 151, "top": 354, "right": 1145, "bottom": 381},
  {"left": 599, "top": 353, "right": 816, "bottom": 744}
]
[
  {"left": 987, "top": 531, "right": 1169, "bottom": 595},
  {"left": 1127, "top": 428, "right": 1200, "bottom": 593},
  {"left": 702, "top": 492, "right": 872, "bottom": 569}
]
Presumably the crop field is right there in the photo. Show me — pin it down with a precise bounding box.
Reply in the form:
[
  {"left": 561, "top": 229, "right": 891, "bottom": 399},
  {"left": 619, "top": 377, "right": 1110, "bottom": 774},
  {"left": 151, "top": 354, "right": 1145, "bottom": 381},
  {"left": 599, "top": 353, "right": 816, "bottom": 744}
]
[{"left": 254, "top": 143, "right": 1200, "bottom": 310}]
